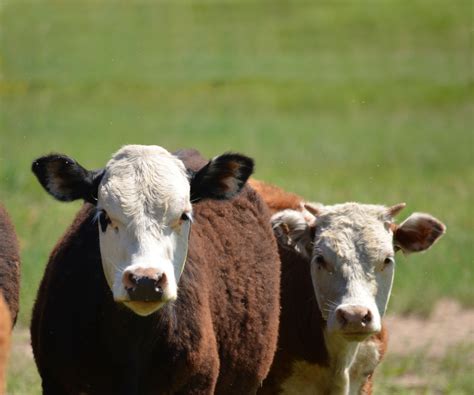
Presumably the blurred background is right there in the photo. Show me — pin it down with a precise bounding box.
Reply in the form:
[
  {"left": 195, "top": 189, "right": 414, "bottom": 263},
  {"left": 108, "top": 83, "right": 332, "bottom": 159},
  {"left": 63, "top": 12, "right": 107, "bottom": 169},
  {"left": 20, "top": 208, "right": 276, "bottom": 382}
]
[{"left": 0, "top": 0, "right": 472, "bottom": 393}]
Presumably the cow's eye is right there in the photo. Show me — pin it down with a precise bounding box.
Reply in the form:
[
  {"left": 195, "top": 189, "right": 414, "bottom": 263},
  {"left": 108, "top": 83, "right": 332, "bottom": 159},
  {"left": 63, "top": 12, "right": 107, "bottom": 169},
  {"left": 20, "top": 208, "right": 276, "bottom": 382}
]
[
  {"left": 180, "top": 212, "right": 192, "bottom": 222},
  {"left": 314, "top": 255, "right": 326, "bottom": 269},
  {"left": 384, "top": 256, "right": 395, "bottom": 265},
  {"left": 99, "top": 210, "right": 111, "bottom": 232}
]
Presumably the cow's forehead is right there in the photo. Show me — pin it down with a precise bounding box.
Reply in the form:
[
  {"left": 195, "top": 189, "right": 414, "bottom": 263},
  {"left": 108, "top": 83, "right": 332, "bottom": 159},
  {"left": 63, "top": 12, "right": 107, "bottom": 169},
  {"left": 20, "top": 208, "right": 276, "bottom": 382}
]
[
  {"left": 98, "top": 145, "right": 190, "bottom": 219},
  {"left": 315, "top": 203, "right": 394, "bottom": 260}
]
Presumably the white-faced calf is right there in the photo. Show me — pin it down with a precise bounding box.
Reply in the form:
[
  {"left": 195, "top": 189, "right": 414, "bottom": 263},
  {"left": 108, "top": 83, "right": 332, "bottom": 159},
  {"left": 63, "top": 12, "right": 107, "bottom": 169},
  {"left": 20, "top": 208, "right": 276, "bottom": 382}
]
[
  {"left": 31, "top": 146, "right": 281, "bottom": 394},
  {"left": 251, "top": 180, "right": 445, "bottom": 395},
  {"left": 271, "top": 202, "right": 445, "bottom": 394}
]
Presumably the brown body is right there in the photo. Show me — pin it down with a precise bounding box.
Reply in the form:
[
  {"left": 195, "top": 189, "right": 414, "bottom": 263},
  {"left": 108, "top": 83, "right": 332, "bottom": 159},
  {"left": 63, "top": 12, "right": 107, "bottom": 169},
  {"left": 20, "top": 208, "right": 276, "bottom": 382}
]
[
  {"left": 0, "top": 204, "right": 21, "bottom": 326},
  {"left": 250, "top": 180, "right": 387, "bottom": 395},
  {"left": 0, "top": 294, "right": 11, "bottom": 394},
  {"left": 31, "top": 153, "right": 281, "bottom": 395}
]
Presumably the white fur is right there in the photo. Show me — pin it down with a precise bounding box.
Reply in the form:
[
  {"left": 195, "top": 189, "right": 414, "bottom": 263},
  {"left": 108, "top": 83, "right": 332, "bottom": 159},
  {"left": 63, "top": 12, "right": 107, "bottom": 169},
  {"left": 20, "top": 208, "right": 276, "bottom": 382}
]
[
  {"left": 280, "top": 337, "right": 380, "bottom": 395},
  {"left": 349, "top": 338, "right": 381, "bottom": 394},
  {"left": 97, "top": 145, "right": 192, "bottom": 316}
]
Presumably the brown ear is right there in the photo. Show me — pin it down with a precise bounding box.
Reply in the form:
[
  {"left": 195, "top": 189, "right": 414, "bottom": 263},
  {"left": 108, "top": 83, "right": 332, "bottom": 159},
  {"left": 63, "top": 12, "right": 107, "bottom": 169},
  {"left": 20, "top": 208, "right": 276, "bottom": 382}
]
[
  {"left": 271, "top": 209, "right": 315, "bottom": 259},
  {"left": 394, "top": 213, "right": 446, "bottom": 253}
]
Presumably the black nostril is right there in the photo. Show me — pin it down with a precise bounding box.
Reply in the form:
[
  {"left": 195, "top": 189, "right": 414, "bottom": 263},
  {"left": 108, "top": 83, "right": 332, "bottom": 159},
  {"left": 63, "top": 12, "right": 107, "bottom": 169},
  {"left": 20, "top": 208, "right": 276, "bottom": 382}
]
[
  {"left": 153, "top": 281, "right": 164, "bottom": 297},
  {"left": 123, "top": 271, "right": 138, "bottom": 290},
  {"left": 336, "top": 309, "right": 348, "bottom": 326},
  {"left": 362, "top": 311, "right": 372, "bottom": 324}
]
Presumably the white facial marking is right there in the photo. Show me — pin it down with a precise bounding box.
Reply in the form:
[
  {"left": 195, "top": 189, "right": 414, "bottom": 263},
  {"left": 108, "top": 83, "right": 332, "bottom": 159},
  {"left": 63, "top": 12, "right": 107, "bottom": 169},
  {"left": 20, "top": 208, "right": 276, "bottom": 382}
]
[
  {"left": 97, "top": 145, "right": 192, "bottom": 316},
  {"left": 310, "top": 203, "right": 396, "bottom": 336}
]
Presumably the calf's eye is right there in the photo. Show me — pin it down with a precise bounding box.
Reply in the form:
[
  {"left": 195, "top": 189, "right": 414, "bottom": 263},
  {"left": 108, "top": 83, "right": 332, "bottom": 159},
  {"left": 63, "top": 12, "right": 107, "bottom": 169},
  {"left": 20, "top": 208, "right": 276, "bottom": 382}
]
[
  {"left": 180, "top": 212, "right": 192, "bottom": 222},
  {"left": 315, "top": 255, "right": 326, "bottom": 269},
  {"left": 99, "top": 210, "right": 111, "bottom": 232},
  {"left": 384, "top": 257, "right": 395, "bottom": 265}
]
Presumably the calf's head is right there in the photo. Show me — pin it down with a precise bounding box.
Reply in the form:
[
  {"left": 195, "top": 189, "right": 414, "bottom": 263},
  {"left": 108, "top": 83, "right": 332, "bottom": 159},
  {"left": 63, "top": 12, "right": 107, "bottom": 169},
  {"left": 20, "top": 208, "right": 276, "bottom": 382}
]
[
  {"left": 33, "top": 145, "right": 253, "bottom": 316},
  {"left": 272, "top": 202, "right": 445, "bottom": 340}
]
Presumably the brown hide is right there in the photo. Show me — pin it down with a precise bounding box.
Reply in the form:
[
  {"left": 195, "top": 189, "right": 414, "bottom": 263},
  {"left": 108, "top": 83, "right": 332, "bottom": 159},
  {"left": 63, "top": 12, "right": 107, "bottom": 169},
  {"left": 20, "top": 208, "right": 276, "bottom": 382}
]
[
  {"left": 0, "top": 204, "right": 20, "bottom": 326},
  {"left": 252, "top": 180, "right": 387, "bottom": 395},
  {"left": 249, "top": 179, "right": 303, "bottom": 214},
  {"left": 31, "top": 151, "right": 280, "bottom": 395}
]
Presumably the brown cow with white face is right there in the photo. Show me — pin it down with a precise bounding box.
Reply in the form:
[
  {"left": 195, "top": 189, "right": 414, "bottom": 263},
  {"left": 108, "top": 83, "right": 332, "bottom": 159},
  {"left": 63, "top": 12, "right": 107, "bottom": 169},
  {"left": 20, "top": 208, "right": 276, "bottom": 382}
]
[
  {"left": 251, "top": 180, "right": 445, "bottom": 395},
  {"left": 31, "top": 147, "right": 281, "bottom": 394}
]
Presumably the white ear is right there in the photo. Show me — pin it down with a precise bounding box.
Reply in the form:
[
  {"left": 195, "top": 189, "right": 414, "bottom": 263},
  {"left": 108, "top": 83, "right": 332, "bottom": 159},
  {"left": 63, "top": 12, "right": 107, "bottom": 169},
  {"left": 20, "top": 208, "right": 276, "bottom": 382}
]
[
  {"left": 394, "top": 212, "right": 446, "bottom": 253},
  {"left": 271, "top": 209, "right": 316, "bottom": 259}
]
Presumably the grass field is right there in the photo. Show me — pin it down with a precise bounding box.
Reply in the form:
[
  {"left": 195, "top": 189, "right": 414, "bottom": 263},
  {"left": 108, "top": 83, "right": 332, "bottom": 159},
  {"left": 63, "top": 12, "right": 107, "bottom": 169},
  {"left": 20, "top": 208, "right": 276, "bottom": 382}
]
[{"left": 1, "top": 0, "right": 472, "bottom": 393}]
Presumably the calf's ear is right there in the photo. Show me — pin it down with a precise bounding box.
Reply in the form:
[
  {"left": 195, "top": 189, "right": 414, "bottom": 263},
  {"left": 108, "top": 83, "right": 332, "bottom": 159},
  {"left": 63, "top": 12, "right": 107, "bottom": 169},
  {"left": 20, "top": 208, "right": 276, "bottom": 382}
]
[
  {"left": 190, "top": 153, "right": 254, "bottom": 202},
  {"left": 32, "top": 154, "right": 104, "bottom": 204},
  {"left": 271, "top": 209, "right": 316, "bottom": 259},
  {"left": 394, "top": 213, "right": 446, "bottom": 253}
]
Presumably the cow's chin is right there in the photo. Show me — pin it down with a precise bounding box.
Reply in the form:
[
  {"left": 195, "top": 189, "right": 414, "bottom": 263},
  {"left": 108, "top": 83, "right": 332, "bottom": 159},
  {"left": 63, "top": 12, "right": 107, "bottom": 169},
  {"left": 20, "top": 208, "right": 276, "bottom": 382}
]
[
  {"left": 340, "top": 332, "right": 376, "bottom": 342},
  {"left": 122, "top": 301, "right": 167, "bottom": 316}
]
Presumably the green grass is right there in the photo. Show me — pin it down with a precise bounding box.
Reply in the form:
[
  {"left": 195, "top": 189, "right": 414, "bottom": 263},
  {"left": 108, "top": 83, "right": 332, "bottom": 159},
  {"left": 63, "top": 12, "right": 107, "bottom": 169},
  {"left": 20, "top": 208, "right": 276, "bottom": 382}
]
[
  {"left": 0, "top": 0, "right": 472, "bottom": 393},
  {"left": 7, "top": 328, "right": 41, "bottom": 395},
  {"left": 374, "top": 343, "right": 474, "bottom": 394}
]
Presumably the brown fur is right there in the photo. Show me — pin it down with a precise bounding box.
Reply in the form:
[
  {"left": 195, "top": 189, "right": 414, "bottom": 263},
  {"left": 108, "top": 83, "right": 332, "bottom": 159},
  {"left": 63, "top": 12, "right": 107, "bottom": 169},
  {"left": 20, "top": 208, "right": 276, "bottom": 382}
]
[
  {"left": 0, "top": 204, "right": 21, "bottom": 326},
  {"left": 251, "top": 180, "right": 387, "bottom": 394},
  {"left": 395, "top": 218, "right": 445, "bottom": 252},
  {"left": 31, "top": 152, "right": 280, "bottom": 395},
  {"left": 0, "top": 293, "right": 11, "bottom": 394},
  {"left": 248, "top": 179, "right": 303, "bottom": 214}
]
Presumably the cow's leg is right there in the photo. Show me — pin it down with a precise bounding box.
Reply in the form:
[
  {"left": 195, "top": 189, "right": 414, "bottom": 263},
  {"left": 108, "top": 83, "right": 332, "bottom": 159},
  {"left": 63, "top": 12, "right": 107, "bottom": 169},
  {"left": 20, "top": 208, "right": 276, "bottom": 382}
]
[
  {"left": 179, "top": 339, "right": 220, "bottom": 395},
  {"left": 176, "top": 372, "right": 218, "bottom": 395}
]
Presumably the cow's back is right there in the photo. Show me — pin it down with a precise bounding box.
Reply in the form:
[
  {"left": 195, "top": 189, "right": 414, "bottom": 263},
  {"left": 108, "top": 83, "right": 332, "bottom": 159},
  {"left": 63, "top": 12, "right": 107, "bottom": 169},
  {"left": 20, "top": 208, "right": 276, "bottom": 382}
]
[{"left": 0, "top": 204, "right": 20, "bottom": 325}]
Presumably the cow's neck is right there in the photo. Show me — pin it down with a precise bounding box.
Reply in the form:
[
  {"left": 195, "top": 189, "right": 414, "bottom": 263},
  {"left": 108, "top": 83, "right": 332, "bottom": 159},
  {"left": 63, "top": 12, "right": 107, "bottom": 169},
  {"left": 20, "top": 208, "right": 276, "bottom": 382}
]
[{"left": 323, "top": 330, "right": 360, "bottom": 395}]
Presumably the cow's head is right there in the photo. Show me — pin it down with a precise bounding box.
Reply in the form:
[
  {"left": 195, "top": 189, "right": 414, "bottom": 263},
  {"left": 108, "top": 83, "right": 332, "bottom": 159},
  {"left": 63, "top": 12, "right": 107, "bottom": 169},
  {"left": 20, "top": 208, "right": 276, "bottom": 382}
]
[
  {"left": 272, "top": 202, "right": 445, "bottom": 341},
  {"left": 32, "top": 145, "right": 253, "bottom": 316}
]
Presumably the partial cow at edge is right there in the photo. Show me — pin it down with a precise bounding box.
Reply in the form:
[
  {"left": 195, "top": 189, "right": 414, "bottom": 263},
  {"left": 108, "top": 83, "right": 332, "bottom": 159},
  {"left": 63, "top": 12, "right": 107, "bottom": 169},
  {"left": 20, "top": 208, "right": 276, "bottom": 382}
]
[
  {"left": 0, "top": 204, "right": 20, "bottom": 325},
  {"left": 0, "top": 203, "right": 20, "bottom": 393},
  {"left": 31, "top": 145, "right": 280, "bottom": 394},
  {"left": 0, "top": 294, "right": 11, "bottom": 394},
  {"left": 250, "top": 179, "right": 446, "bottom": 395}
]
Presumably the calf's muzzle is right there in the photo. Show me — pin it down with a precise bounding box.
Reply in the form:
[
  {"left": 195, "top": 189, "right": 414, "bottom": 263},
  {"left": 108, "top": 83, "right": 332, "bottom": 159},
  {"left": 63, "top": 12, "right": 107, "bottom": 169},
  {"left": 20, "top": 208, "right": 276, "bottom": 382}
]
[
  {"left": 335, "top": 305, "right": 376, "bottom": 337},
  {"left": 123, "top": 269, "right": 167, "bottom": 302}
]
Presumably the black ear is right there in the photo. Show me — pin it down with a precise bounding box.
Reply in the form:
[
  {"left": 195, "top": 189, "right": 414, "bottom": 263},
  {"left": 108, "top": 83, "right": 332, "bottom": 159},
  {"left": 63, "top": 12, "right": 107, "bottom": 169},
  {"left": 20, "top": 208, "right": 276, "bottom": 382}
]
[
  {"left": 190, "top": 153, "right": 254, "bottom": 202},
  {"left": 32, "top": 154, "right": 104, "bottom": 204}
]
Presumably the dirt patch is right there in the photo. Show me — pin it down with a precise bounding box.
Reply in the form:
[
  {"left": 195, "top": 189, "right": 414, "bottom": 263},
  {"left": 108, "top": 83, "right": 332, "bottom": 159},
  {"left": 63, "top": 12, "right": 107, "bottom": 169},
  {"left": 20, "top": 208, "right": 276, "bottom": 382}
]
[{"left": 384, "top": 299, "right": 474, "bottom": 358}]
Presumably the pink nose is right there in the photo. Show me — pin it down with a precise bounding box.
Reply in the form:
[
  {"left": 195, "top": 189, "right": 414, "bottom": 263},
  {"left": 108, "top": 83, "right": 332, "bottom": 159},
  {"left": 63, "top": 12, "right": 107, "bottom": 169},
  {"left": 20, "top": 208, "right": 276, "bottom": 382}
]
[
  {"left": 335, "top": 305, "right": 373, "bottom": 333},
  {"left": 122, "top": 268, "right": 167, "bottom": 302}
]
